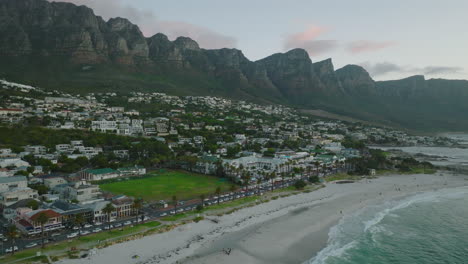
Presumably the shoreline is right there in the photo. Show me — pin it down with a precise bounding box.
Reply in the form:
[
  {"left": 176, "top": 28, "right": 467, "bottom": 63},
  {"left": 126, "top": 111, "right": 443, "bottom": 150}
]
[{"left": 60, "top": 172, "right": 468, "bottom": 264}]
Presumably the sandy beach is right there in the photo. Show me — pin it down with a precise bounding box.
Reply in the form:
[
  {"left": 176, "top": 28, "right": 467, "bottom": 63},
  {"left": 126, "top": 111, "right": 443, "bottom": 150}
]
[{"left": 60, "top": 172, "right": 468, "bottom": 264}]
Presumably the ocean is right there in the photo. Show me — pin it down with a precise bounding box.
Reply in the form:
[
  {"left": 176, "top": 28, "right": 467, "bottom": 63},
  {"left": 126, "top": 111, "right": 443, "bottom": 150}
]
[
  {"left": 309, "top": 133, "right": 468, "bottom": 264},
  {"left": 308, "top": 187, "right": 468, "bottom": 264}
]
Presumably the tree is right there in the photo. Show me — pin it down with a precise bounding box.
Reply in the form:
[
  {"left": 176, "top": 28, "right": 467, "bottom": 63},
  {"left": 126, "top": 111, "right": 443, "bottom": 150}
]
[
  {"left": 103, "top": 203, "right": 115, "bottom": 229},
  {"left": 172, "top": 195, "right": 178, "bottom": 212},
  {"left": 27, "top": 200, "right": 39, "bottom": 210},
  {"left": 36, "top": 212, "right": 50, "bottom": 248},
  {"left": 215, "top": 187, "right": 221, "bottom": 205},
  {"left": 229, "top": 185, "right": 237, "bottom": 192},
  {"left": 73, "top": 213, "right": 85, "bottom": 236},
  {"left": 132, "top": 198, "right": 143, "bottom": 223},
  {"left": 6, "top": 225, "right": 19, "bottom": 255}
]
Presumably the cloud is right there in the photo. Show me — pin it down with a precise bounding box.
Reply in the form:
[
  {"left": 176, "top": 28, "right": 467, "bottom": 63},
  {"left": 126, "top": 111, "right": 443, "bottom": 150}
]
[
  {"left": 422, "top": 66, "right": 463, "bottom": 75},
  {"left": 361, "top": 61, "right": 464, "bottom": 77},
  {"left": 347, "top": 40, "right": 396, "bottom": 54},
  {"left": 48, "top": 0, "right": 237, "bottom": 49},
  {"left": 284, "top": 25, "right": 338, "bottom": 56},
  {"left": 360, "top": 62, "right": 403, "bottom": 76}
]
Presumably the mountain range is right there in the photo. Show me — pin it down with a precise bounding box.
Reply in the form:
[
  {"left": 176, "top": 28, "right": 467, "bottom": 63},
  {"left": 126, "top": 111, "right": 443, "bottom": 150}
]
[{"left": 1, "top": 0, "right": 468, "bottom": 132}]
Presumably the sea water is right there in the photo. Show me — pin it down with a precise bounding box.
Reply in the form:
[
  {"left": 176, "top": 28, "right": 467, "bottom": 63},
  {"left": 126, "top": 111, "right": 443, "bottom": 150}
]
[{"left": 307, "top": 187, "right": 468, "bottom": 264}]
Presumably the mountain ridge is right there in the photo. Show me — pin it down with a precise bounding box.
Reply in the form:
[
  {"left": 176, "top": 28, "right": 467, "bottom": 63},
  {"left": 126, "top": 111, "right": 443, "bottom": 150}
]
[{"left": 1, "top": 0, "right": 468, "bottom": 131}]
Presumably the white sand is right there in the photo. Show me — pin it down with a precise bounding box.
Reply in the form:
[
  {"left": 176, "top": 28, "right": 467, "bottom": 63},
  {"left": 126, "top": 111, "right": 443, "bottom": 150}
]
[{"left": 60, "top": 172, "right": 468, "bottom": 264}]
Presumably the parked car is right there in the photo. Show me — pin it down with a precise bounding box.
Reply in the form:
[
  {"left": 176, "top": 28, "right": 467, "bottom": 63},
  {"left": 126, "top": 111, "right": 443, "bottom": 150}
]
[
  {"left": 114, "top": 223, "right": 122, "bottom": 228},
  {"left": 124, "top": 221, "right": 132, "bottom": 225},
  {"left": 93, "top": 228, "right": 102, "bottom": 233},
  {"left": 25, "top": 242, "right": 38, "bottom": 248},
  {"left": 5, "top": 246, "right": 18, "bottom": 253},
  {"left": 67, "top": 232, "right": 78, "bottom": 238},
  {"left": 84, "top": 224, "right": 92, "bottom": 228},
  {"left": 51, "top": 232, "right": 61, "bottom": 237},
  {"left": 81, "top": 230, "right": 90, "bottom": 235}
]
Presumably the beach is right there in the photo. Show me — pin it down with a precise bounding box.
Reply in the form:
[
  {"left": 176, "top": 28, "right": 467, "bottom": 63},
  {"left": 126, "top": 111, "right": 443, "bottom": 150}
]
[{"left": 60, "top": 172, "right": 468, "bottom": 264}]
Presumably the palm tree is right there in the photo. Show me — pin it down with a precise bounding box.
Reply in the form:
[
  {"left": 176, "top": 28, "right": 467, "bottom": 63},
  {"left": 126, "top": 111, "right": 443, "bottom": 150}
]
[
  {"left": 256, "top": 178, "right": 262, "bottom": 194},
  {"left": 6, "top": 225, "right": 19, "bottom": 255},
  {"left": 269, "top": 172, "right": 276, "bottom": 191},
  {"left": 36, "top": 212, "right": 50, "bottom": 249},
  {"left": 200, "top": 194, "right": 206, "bottom": 208},
  {"left": 172, "top": 195, "right": 178, "bottom": 213},
  {"left": 103, "top": 203, "right": 115, "bottom": 230},
  {"left": 73, "top": 213, "right": 85, "bottom": 236},
  {"left": 132, "top": 198, "right": 143, "bottom": 223},
  {"left": 215, "top": 187, "right": 221, "bottom": 205}
]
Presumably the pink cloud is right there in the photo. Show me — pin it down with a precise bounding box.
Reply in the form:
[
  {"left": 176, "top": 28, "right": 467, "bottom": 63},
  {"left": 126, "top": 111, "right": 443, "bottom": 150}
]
[
  {"left": 284, "top": 25, "right": 337, "bottom": 56},
  {"left": 48, "top": 0, "right": 237, "bottom": 49},
  {"left": 347, "top": 40, "right": 396, "bottom": 54}
]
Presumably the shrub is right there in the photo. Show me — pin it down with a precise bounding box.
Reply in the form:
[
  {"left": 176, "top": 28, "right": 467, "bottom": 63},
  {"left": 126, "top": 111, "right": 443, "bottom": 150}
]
[{"left": 294, "top": 180, "right": 307, "bottom": 190}]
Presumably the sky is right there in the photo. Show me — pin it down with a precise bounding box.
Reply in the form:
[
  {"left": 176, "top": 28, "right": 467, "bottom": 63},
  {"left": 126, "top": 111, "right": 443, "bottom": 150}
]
[{"left": 53, "top": 0, "right": 468, "bottom": 81}]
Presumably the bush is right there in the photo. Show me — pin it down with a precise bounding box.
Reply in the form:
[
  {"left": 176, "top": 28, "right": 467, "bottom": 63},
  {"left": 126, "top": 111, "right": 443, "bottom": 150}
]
[
  {"left": 196, "top": 204, "right": 204, "bottom": 212},
  {"left": 294, "top": 180, "right": 307, "bottom": 190},
  {"left": 308, "top": 175, "right": 320, "bottom": 183}
]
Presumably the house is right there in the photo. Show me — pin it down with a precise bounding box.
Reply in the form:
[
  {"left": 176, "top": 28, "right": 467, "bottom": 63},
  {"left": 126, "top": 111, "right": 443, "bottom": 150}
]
[
  {"left": 117, "top": 166, "right": 146, "bottom": 177},
  {"left": 48, "top": 200, "right": 93, "bottom": 226},
  {"left": 84, "top": 200, "right": 112, "bottom": 223},
  {"left": 16, "top": 209, "right": 63, "bottom": 235},
  {"left": 80, "top": 168, "right": 119, "bottom": 181},
  {"left": 43, "top": 177, "right": 66, "bottom": 189},
  {"left": 0, "top": 176, "right": 28, "bottom": 192},
  {"left": 0, "top": 158, "right": 30, "bottom": 168},
  {"left": 65, "top": 183, "right": 102, "bottom": 204},
  {"left": 24, "top": 145, "right": 47, "bottom": 155},
  {"left": 0, "top": 188, "right": 39, "bottom": 207},
  {"left": 111, "top": 195, "right": 134, "bottom": 219}
]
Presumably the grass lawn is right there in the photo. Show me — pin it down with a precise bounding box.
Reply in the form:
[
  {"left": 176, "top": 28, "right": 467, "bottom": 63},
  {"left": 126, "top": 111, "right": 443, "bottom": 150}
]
[
  {"left": 99, "top": 170, "right": 233, "bottom": 201},
  {"left": 324, "top": 173, "right": 362, "bottom": 182}
]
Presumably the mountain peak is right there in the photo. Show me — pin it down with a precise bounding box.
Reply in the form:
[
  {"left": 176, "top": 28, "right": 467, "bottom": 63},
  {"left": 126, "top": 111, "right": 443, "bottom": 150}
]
[
  {"left": 336, "top": 64, "right": 375, "bottom": 95},
  {"left": 285, "top": 48, "right": 310, "bottom": 60},
  {"left": 174, "top": 37, "right": 200, "bottom": 51}
]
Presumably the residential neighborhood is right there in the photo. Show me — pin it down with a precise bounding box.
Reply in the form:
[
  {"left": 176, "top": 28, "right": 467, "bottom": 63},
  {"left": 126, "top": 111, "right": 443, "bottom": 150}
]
[{"left": 0, "top": 79, "right": 457, "bottom": 256}]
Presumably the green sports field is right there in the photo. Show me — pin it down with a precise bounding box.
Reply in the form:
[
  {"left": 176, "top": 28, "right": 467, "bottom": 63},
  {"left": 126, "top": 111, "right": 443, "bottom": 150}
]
[{"left": 99, "top": 170, "right": 233, "bottom": 201}]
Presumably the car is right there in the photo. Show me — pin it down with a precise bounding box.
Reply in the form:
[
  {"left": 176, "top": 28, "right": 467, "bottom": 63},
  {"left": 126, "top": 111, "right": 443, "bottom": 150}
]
[
  {"left": 25, "top": 242, "right": 38, "bottom": 248},
  {"left": 84, "top": 224, "right": 92, "bottom": 228},
  {"left": 51, "top": 232, "right": 61, "bottom": 237},
  {"left": 94, "top": 222, "right": 102, "bottom": 226},
  {"left": 124, "top": 221, "right": 132, "bottom": 225},
  {"left": 114, "top": 223, "right": 122, "bottom": 228},
  {"left": 160, "top": 212, "right": 167, "bottom": 217},
  {"left": 72, "top": 226, "right": 79, "bottom": 230},
  {"left": 67, "top": 232, "right": 78, "bottom": 238},
  {"left": 103, "top": 225, "right": 112, "bottom": 230},
  {"left": 81, "top": 230, "right": 90, "bottom": 235},
  {"left": 5, "top": 246, "right": 18, "bottom": 253},
  {"left": 143, "top": 216, "right": 149, "bottom": 221},
  {"left": 170, "top": 210, "right": 175, "bottom": 215},
  {"left": 92, "top": 228, "right": 102, "bottom": 233},
  {"left": 176, "top": 208, "right": 184, "bottom": 213}
]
